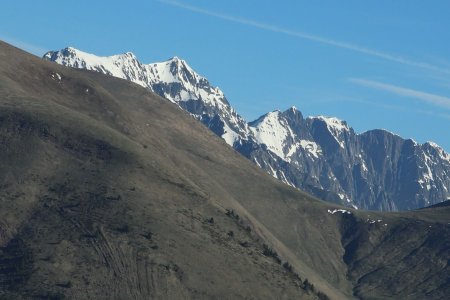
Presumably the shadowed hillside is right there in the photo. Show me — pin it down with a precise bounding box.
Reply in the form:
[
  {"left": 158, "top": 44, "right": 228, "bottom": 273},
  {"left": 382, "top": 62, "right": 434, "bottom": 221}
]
[{"left": 0, "top": 41, "right": 448, "bottom": 299}]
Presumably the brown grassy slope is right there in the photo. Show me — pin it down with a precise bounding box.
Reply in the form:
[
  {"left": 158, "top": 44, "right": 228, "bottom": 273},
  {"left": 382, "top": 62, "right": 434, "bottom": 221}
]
[
  {"left": 0, "top": 41, "right": 448, "bottom": 300},
  {"left": 0, "top": 41, "right": 347, "bottom": 299}
]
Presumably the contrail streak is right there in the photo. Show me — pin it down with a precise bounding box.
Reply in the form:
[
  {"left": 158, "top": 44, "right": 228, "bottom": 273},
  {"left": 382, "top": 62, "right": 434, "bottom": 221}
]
[
  {"left": 350, "top": 78, "right": 450, "bottom": 109},
  {"left": 157, "top": 0, "right": 450, "bottom": 75}
]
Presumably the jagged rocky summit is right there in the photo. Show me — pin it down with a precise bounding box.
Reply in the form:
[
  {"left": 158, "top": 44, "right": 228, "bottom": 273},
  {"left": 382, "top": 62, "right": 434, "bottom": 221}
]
[{"left": 43, "top": 47, "right": 450, "bottom": 211}]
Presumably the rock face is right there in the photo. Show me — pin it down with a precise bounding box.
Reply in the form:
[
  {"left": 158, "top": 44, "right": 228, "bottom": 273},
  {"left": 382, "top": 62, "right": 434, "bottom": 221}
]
[
  {"left": 248, "top": 109, "right": 450, "bottom": 211},
  {"left": 44, "top": 48, "right": 450, "bottom": 211}
]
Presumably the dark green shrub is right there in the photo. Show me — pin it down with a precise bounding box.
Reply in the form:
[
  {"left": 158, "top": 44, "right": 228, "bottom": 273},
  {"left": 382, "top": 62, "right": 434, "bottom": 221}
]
[{"left": 282, "top": 262, "right": 293, "bottom": 272}]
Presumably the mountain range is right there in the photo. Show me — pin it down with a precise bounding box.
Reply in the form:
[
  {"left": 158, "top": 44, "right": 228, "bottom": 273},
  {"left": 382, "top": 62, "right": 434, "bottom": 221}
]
[
  {"left": 43, "top": 48, "right": 450, "bottom": 211},
  {"left": 1, "top": 40, "right": 449, "bottom": 300}
]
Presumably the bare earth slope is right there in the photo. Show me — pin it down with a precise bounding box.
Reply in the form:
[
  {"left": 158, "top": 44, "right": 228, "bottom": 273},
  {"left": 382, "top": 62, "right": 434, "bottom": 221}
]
[{"left": 0, "top": 41, "right": 448, "bottom": 299}]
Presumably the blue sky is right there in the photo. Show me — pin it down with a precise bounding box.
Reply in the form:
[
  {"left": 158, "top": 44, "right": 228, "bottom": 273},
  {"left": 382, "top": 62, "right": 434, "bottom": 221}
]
[{"left": 2, "top": 0, "right": 450, "bottom": 150}]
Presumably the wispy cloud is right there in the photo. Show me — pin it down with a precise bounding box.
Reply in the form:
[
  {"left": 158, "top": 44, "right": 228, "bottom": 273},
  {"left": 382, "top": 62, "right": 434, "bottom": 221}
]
[
  {"left": 437, "top": 112, "right": 450, "bottom": 120},
  {"left": 157, "top": 0, "right": 450, "bottom": 75},
  {"left": 342, "top": 96, "right": 450, "bottom": 120},
  {"left": 349, "top": 78, "right": 450, "bottom": 109}
]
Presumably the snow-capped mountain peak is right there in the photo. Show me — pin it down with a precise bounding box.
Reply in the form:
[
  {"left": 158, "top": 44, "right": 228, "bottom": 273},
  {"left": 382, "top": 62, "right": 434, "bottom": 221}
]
[
  {"left": 249, "top": 109, "right": 323, "bottom": 162},
  {"left": 44, "top": 47, "right": 250, "bottom": 147},
  {"left": 249, "top": 110, "right": 295, "bottom": 160},
  {"left": 150, "top": 55, "right": 201, "bottom": 85},
  {"left": 44, "top": 47, "right": 149, "bottom": 88},
  {"left": 307, "top": 115, "right": 350, "bottom": 149}
]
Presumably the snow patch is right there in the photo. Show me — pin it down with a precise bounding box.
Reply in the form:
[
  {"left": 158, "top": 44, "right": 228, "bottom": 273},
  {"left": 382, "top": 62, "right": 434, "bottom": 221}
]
[
  {"left": 421, "top": 152, "right": 435, "bottom": 184},
  {"left": 367, "top": 219, "right": 383, "bottom": 224},
  {"left": 286, "top": 140, "right": 322, "bottom": 160},
  {"left": 250, "top": 111, "right": 291, "bottom": 160},
  {"left": 327, "top": 209, "right": 351, "bottom": 215},
  {"left": 268, "top": 164, "right": 278, "bottom": 179},
  {"left": 361, "top": 160, "right": 368, "bottom": 172},
  {"left": 279, "top": 171, "right": 295, "bottom": 187},
  {"left": 426, "top": 141, "right": 450, "bottom": 164},
  {"left": 50, "top": 72, "right": 61, "bottom": 81},
  {"left": 221, "top": 122, "right": 240, "bottom": 146},
  {"left": 299, "top": 140, "right": 322, "bottom": 158},
  {"left": 253, "top": 158, "right": 262, "bottom": 168}
]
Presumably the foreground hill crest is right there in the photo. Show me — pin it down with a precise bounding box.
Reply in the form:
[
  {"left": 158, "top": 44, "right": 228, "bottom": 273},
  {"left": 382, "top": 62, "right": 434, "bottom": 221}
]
[
  {"left": 0, "top": 41, "right": 448, "bottom": 299},
  {"left": 44, "top": 47, "right": 450, "bottom": 211}
]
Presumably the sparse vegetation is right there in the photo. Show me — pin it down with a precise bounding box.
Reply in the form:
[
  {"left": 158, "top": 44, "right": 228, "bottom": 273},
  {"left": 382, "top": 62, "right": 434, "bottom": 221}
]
[
  {"left": 115, "top": 224, "right": 130, "bottom": 233},
  {"left": 224, "top": 208, "right": 330, "bottom": 299},
  {"left": 56, "top": 281, "right": 72, "bottom": 288},
  {"left": 317, "top": 291, "right": 331, "bottom": 300},
  {"left": 225, "top": 209, "right": 253, "bottom": 234},
  {"left": 225, "top": 209, "right": 239, "bottom": 221},
  {"left": 303, "top": 279, "right": 315, "bottom": 292},
  {"left": 239, "top": 241, "right": 249, "bottom": 248},
  {"left": 262, "top": 244, "right": 281, "bottom": 264},
  {"left": 282, "top": 261, "right": 293, "bottom": 272},
  {"left": 142, "top": 231, "right": 153, "bottom": 240}
]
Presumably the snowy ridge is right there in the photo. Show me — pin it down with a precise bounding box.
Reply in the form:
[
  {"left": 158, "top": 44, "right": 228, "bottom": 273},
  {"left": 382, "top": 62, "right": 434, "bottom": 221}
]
[
  {"left": 44, "top": 47, "right": 250, "bottom": 146},
  {"left": 426, "top": 141, "right": 450, "bottom": 164},
  {"left": 147, "top": 57, "right": 223, "bottom": 105},
  {"left": 44, "top": 47, "right": 150, "bottom": 88},
  {"left": 309, "top": 116, "right": 349, "bottom": 148},
  {"left": 315, "top": 116, "right": 349, "bottom": 132}
]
